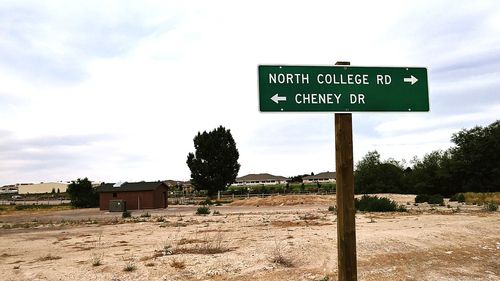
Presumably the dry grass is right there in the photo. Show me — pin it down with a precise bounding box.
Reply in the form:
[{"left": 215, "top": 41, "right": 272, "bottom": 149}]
[
  {"left": 0, "top": 204, "right": 73, "bottom": 215},
  {"left": 463, "top": 192, "right": 500, "bottom": 204},
  {"left": 123, "top": 261, "right": 137, "bottom": 272},
  {"left": 174, "top": 230, "right": 231, "bottom": 255},
  {"left": 90, "top": 254, "right": 102, "bottom": 266},
  {"left": 36, "top": 254, "right": 62, "bottom": 262},
  {"left": 89, "top": 233, "right": 104, "bottom": 266},
  {"left": 271, "top": 220, "right": 331, "bottom": 228},
  {"left": 170, "top": 258, "right": 186, "bottom": 269},
  {"left": 177, "top": 238, "right": 205, "bottom": 245},
  {"left": 270, "top": 240, "right": 294, "bottom": 267},
  {"left": 299, "top": 213, "right": 321, "bottom": 220}
]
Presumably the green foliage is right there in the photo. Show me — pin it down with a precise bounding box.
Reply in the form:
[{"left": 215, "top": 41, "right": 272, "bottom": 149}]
[
  {"left": 354, "top": 120, "right": 500, "bottom": 196},
  {"left": 415, "top": 194, "right": 429, "bottom": 203},
  {"left": 199, "top": 198, "right": 214, "bottom": 205},
  {"left": 186, "top": 126, "right": 240, "bottom": 197},
  {"left": 410, "top": 150, "right": 454, "bottom": 196},
  {"left": 415, "top": 194, "right": 444, "bottom": 205},
  {"left": 13, "top": 204, "right": 71, "bottom": 211},
  {"left": 457, "top": 193, "right": 465, "bottom": 203},
  {"left": 328, "top": 205, "right": 336, "bottom": 212},
  {"left": 66, "top": 178, "right": 98, "bottom": 208},
  {"left": 484, "top": 203, "right": 498, "bottom": 212},
  {"left": 450, "top": 121, "right": 500, "bottom": 193},
  {"left": 122, "top": 210, "right": 131, "bottom": 218},
  {"left": 196, "top": 206, "right": 210, "bottom": 215},
  {"left": 355, "top": 151, "right": 407, "bottom": 194},
  {"left": 355, "top": 195, "right": 398, "bottom": 212},
  {"left": 428, "top": 194, "right": 444, "bottom": 205}
]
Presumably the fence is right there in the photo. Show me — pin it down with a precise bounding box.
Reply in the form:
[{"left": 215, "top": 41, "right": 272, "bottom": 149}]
[
  {"left": 0, "top": 199, "right": 71, "bottom": 206},
  {"left": 168, "top": 190, "right": 336, "bottom": 205}
]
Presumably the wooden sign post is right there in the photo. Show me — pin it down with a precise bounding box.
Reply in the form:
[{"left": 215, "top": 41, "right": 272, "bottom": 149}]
[
  {"left": 335, "top": 61, "right": 357, "bottom": 281},
  {"left": 258, "top": 60, "right": 429, "bottom": 281}
]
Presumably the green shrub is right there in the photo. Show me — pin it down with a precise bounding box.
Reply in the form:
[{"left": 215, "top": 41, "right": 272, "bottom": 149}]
[
  {"left": 484, "top": 203, "right": 498, "bottom": 212},
  {"left": 196, "top": 206, "right": 210, "bottom": 215},
  {"left": 428, "top": 194, "right": 444, "bottom": 205},
  {"left": 122, "top": 210, "right": 131, "bottom": 218},
  {"left": 415, "top": 194, "right": 429, "bottom": 203},
  {"left": 355, "top": 195, "right": 397, "bottom": 212},
  {"left": 199, "top": 199, "right": 214, "bottom": 205},
  {"left": 450, "top": 193, "right": 465, "bottom": 202},
  {"left": 328, "top": 205, "right": 336, "bottom": 212}
]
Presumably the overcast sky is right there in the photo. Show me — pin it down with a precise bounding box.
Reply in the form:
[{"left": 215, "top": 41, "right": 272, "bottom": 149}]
[{"left": 1, "top": 0, "right": 499, "bottom": 186}]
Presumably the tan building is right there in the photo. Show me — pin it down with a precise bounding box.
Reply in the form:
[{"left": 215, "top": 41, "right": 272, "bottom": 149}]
[
  {"left": 234, "top": 173, "right": 288, "bottom": 186},
  {"left": 303, "top": 172, "right": 336, "bottom": 184},
  {"left": 17, "top": 182, "right": 69, "bottom": 194}
]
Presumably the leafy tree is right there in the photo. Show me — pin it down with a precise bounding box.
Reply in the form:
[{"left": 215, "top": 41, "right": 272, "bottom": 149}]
[
  {"left": 66, "top": 178, "right": 98, "bottom": 208},
  {"left": 355, "top": 151, "right": 407, "bottom": 194},
  {"left": 449, "top": 120, "right": 500, "bottom": 193},
  {"left": 186, "top": 126, "right": 240, "bottom": 197},
  {"left": 409, "top": 150, "right": 453, "bottom": 196}
]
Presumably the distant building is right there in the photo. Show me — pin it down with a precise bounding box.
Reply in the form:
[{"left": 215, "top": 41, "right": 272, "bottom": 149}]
[
  {"left": 233, "top": 173, "right": 288, "bottom": 186},
  {"left": 17, "top": 182, "right": 69, "bottom": 194},
  {"left": 303, "top": 172, "right": 336, "bottom": 184},
  {"left": 0, "top": 185, "right": 18, "bottom": 194},
  {"left": 97, "top": 181, "right": 169, "bottom": 211}
]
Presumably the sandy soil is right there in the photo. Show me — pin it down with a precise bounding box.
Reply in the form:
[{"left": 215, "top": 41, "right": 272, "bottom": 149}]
[{"left": 0, "top": 195, "right": 498, "bottom": 281}]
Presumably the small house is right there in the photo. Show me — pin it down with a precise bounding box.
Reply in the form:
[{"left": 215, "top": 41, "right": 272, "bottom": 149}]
[
  {"left": 233, "top": 173, "right": 289, "bottom": 186},
  {"left": 97, "top": 181, "right": 168, "bottom": 211},
  {"left": 303, "top": 172, "right": 336, "bottom": 184}
]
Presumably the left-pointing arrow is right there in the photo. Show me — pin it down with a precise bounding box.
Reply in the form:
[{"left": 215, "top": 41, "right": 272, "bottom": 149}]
[{"left": 271, "top": 93, "right": 287, "bottom": 104}]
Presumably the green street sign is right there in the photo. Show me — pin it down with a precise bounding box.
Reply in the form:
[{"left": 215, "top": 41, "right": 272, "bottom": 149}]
[{"left": 258, "top": 65, "right": 429, "bottom": 112}]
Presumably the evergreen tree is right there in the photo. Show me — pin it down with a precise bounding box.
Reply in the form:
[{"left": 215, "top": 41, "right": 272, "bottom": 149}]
[
  {"left": 66, "top": 178, "right": 99, "bottom": 208},
  {"left": 186, "top": 126, "right": 240, "bottom": 197}
]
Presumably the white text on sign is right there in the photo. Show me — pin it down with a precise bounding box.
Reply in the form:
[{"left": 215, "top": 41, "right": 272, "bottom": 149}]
[{"left": 269, "top": 73, "right": 393, "bottom": 85}]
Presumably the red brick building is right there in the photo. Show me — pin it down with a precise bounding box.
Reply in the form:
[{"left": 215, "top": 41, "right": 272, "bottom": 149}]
[{"left": 97, "top": 181, "right": 168, "bottom": 211}]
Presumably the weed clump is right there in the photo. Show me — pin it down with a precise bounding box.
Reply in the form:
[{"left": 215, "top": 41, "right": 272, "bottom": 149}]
[
  {"left": 484, "top": 203, "right": 498, "bottom": 212},
  {"left": 123, "top": 262, "right": 136, "bottom": 272},
  {"left": 170, "top": 258, "right": 186, "bottom": 269},
  {"left": 196, "top": 206, "right": 210, "bottom": 215},
  {"left": 37, "top": 254, "right": 61, "bottom": 261},
  {"left": 270, "top": 240, "right": 294, "bottom": 267}
]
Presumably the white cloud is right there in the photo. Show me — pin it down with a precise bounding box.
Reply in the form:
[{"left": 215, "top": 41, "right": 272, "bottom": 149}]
[{"left": 1, "top": 0, "right": 500, "bottom": 185}]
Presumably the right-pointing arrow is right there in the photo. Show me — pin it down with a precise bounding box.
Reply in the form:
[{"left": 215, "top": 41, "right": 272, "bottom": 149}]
[
  {"left": 271, "top": 93, "right": 287, "bottom": 104},
  {"left": 404, "top": 75, "right": 418, "bottom": 85}
]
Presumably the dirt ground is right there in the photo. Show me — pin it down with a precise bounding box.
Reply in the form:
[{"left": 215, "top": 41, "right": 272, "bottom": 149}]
[{"left": 0, "top": 195, "right": 498, "bottom": 281}]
